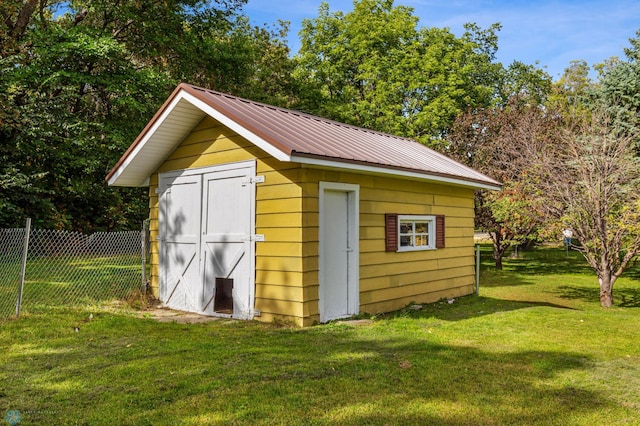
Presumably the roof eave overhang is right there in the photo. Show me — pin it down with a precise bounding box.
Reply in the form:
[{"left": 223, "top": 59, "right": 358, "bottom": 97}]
[
  {"left": 106, "top": 85, "right": 292, "bottom": 187},
  {"left": 107, "top": 83, "right": 501, "bottom": 191},
  {"left": 290, "top": 154, "right": 502, "bottom": 191}
]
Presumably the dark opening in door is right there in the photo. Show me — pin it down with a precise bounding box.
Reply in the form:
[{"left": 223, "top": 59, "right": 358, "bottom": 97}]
[{"left": 214, "top": 278, "right": 234, "bottom": 314}]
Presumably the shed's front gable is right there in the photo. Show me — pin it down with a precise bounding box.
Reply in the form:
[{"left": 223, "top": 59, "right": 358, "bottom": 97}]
[{"left": 107, "top": 84, "right": 500, "bottom": 326}]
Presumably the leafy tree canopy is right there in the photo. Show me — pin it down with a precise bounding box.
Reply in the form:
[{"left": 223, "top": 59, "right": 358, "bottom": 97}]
[
  {"left": 294, "top": 0, "right": 552, "bottom": 145},
  {"left": 0, "top": 0, "right": 295, "bottom": 230}
]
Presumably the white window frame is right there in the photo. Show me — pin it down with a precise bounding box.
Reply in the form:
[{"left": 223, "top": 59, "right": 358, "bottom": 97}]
[{"left": 397, "top": 215, "right": 436, "bottom": 252}]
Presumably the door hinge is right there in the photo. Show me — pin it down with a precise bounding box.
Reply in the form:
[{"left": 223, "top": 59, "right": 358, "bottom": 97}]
[{"left": 241, "top": 176, "right": 265, "bottom": 186}]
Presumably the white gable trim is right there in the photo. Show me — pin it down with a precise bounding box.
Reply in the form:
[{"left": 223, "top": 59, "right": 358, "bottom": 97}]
[
  {"left": 180, "top": 91, "right": 291, "bottom": 163},
  {"left": 107, "top": 89, "right": 291, "bottom": 187},
  {"left": 107, "top": 93, "right": 200, "bottom": 186}
]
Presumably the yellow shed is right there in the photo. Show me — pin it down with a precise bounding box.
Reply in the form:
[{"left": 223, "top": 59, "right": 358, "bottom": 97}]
[{"left": 107, "top": 83, "right": 501, "bottom": 327}]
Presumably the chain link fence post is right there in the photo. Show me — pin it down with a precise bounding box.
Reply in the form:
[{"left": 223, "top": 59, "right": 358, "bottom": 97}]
[
  {"left": 15, "top": 218, "right": 32, "bottom": 318},
  {"left": 475, "top": 244, "right": 481, "bottom": 296}
]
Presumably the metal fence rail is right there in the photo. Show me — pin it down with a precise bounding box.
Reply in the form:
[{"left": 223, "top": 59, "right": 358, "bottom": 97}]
[{"left": 0, "top": 221, "right": 147, "bottom": 320}]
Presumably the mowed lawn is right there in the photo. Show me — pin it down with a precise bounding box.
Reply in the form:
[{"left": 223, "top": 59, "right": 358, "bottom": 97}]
[{"left": 1, "top": 246, "right": 639, "bottom": 425}]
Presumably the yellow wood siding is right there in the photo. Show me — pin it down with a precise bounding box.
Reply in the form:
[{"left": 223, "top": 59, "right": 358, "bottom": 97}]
[
  {"left": 147, "top": 116, "right": 477, "bottom": 327},
  {"left": 300, "top": 169, "right": 477, "bottom": 323},
  {"left": 147, "top": 116, "right": 307, "bottom": 326}
]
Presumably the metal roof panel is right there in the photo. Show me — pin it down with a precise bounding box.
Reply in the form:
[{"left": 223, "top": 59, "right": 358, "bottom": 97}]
[{"left": 107, "top": 83, "right": 501, "bottom": 190}]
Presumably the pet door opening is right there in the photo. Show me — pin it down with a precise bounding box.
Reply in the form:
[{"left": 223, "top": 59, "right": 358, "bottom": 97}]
[{"left": 214, "top": 278, "right": 234, "bottom": 314}]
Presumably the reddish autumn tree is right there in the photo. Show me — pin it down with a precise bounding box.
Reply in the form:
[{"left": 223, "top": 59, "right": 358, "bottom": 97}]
[{"left": 447, "top": 98, "right": 561, "bottom": 269}]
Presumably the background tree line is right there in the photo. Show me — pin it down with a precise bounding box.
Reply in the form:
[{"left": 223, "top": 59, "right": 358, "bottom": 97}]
[
  {"left": 2, "top": 0, "right": 640, "bottom": 306},
  {"left": 0, "top": 0, "right": 550, "bottom": 231},
  {"left": 1, "top": 0, "right": 295, "bottom": 231}
]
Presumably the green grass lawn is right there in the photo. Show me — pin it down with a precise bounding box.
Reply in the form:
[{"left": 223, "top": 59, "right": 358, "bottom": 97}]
[{"left": 1, "top": 246, "right": 639, "bottom": 425}]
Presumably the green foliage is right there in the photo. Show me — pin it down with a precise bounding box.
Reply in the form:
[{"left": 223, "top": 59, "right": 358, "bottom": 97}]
[
  {"left": 294, "top": 0, "right": 506, "bottom": 144},
  {"left": 549, "top": 60, "right": 595, "bottom": 110},
  {"left": 499, "top": 60, "right": 553, "bottom": 106},
  {"left": 566, "top": 30, "right": 640, "bottom": 138},
  {"left": 1, "top": 20, "right": 167, "bottom": 229},
  {"left": 0, "top": 0, "right": 296, "bottom": 230}
]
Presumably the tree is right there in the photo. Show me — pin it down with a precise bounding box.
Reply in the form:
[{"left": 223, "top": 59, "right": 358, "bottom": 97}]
[
  {"left": 294, "top": 0, "right": 502, "bottom": 143},
  {"left": 497, "top": 60, "right": 553, "bottom": 107},
  {"left": 553, "top": 60, "right": 593, "bottom": 104},
  {"left": 586, "top": 30, "right": 640, "bottom": 139},
  {"left": 536, "top": 110, "right": 640, "bottom": 307},
  {"left": 0, "top": 0, "right": 296, "bottom": 230},
  {"left": 447, "top": 98, "right": 560, "bottom": 269},
  {"left": 1, "top": 9, "right": 176, "bottom": 230}
]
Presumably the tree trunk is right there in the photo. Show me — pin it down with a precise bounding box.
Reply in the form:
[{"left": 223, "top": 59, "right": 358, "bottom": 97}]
[
  {"left": 493, "top": 242, "right": 508, "bottom": 270},
  {"left": 490, "top": 230, "right": 508, "bottom": 270},
  {"left": 9, "top": 0, "right": 40, "bottom": 40},
  {"left": 599, "top": 275, "right": 614, "bottom": 308}
]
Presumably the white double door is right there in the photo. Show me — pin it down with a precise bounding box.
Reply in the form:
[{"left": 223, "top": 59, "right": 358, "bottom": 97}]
[{"left": 158, "top": 161, "right": 256, "bottom": 319}]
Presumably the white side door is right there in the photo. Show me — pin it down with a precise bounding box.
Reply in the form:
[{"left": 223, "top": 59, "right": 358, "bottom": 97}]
[
  {"left": 319, "top": 182, "right": 359, "bottom": 323},
  {"left": 158, "top": 174, "right": 203, "bottom": 313}
]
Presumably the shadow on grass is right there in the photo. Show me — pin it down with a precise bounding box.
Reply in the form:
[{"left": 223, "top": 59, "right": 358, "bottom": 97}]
[
  {"left": 1, "top": 311, "right": 612, "bottom": 425},
  {"left": 480, "top": 246, "right": 594, "bottom": 277},
  {"left": 379, "top": 295, "right": 577, "bottom": 322},
  {"left": 555, "top": 285, "right": 640, "bottom": 308}
]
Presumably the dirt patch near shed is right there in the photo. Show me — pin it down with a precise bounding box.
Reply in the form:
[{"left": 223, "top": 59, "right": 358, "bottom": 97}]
[
  {"left": 119, "top": 294, "right": 222, "bottom": 324},
  {"left": 137, "top": 306, "right": 222, "bottom": 324}
]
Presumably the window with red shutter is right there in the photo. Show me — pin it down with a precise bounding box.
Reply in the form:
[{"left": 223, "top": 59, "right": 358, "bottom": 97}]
[{"left": 385, "top": 214, "right": 445, "bottom": 252}]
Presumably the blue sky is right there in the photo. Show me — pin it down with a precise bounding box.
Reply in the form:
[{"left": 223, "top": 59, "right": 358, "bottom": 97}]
[{"left": 242, "top": 0, "right": 640, "bottom": 80}]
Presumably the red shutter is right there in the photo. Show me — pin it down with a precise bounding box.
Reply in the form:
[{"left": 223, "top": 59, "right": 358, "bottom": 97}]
[
  {"left": 385, "top": 213, "right": 398, "bottom": 252},
  {"left": 436, "top": 215, "right": 445, "bottom": 248}
]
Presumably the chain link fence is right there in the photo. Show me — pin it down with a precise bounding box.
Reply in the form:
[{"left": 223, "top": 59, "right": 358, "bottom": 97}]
[{"left": 0, "top": 221, "right": 148, "bottom": 320}]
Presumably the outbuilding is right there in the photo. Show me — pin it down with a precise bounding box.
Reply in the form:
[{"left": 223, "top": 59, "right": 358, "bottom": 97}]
[{"left": 107, "top": 83, "right": 501, "bottom": 326}]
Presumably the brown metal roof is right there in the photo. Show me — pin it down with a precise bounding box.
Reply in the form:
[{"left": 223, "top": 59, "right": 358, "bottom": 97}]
[{"left": 107, "top": 83, "right": 501, "bottom": 189}]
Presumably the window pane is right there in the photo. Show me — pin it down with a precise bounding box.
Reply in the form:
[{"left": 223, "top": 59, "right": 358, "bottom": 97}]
[
  {"left": 415, "top": 222, "right": 427, "bottom": 233},
  {"left": 400, "top": 222, "right": 412, "bottom": 234},
  {"left": 396, "top": 215, "right": 436, "bottom": 251}
]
